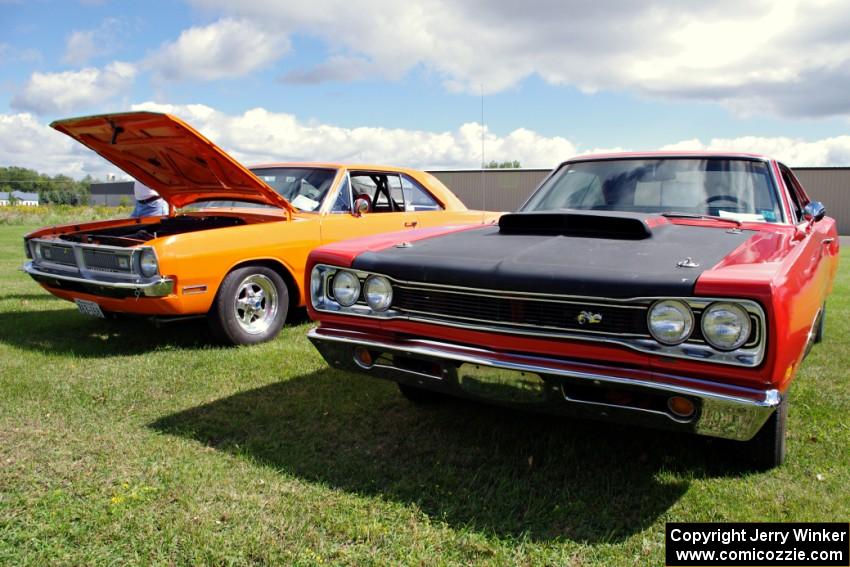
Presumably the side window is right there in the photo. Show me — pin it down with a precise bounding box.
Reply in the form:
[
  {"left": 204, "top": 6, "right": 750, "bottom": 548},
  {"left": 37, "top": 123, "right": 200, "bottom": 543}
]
[
  {"left": 780, "top": 165, "right": 805, "bottom": 223},
  {"left": 401, "top": 174, "right": 442, "bottom": 211},
  {"left": 350, "top": 172, "right": 406, "bottom": 213},
  {"left": 329, "top": 177, "right": 351, "bottom": 213}
]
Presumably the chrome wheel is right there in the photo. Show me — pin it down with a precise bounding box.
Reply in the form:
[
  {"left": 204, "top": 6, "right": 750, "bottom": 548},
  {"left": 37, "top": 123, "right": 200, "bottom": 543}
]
[{"left": 233, "top": 274, "right": 279, "bottom": 335}]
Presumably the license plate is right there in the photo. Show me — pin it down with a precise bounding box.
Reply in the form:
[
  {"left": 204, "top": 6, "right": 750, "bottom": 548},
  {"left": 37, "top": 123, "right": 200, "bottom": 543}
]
[
  {"left": 458, "top": 363, "right": 546, "bottom": 403},
  {"left": 74, "top": 299, "right": 105, "bottom": 318}
]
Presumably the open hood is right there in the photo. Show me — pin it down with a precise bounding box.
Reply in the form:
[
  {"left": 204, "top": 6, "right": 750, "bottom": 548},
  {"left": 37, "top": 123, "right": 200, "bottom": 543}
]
[{"left": 51, "top": 111, "right": 294, "bottom": 212}]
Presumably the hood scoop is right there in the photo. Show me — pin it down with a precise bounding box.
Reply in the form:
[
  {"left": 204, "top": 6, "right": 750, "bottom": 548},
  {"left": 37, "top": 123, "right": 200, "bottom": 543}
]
[{"left": 498, "top": 211, "right": 652, "bottom": 240}]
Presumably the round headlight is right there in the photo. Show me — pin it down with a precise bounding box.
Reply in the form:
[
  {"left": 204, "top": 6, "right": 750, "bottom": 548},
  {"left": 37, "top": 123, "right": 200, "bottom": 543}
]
[
  {"left": 332, "top": 270, "right": 360, "bottom": 307},
  {"left": 701, "top": 302, "right": 751, "bottom": 351},
  {"left": 139, "top": 249, "right": 158, "bottom": 277},
  {"left": 647, "top": 300, "right": 694, "bottom": 345},
  {"left": 32, "top": 242, "right": 42, "bottom": 259},
  {"left": 364, "top": 275, "right": 393, "bottom": 312}
]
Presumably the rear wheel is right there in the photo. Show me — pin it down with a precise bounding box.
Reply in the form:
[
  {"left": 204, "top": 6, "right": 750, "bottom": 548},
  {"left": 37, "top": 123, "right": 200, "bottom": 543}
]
[
  {"left": 397, "top": 382, "right": 447, "bottom": 404},
  {"left": 745, "top": 395, "right": 788, "bottom": 470},
  {"left": 209, "top": 266, "right": 289, "bottom": 345}
]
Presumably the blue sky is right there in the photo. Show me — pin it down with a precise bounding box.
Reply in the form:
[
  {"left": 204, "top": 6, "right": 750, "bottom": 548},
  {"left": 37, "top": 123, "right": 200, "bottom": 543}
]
[{"left": 2, "top": 0, "right": 850, "bottom": 177}]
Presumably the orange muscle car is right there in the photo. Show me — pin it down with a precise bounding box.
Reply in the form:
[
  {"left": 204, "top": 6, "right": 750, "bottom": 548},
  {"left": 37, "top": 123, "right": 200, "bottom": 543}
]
[{"left": 23, "top": 111, "right": 500, "bottom": 344}]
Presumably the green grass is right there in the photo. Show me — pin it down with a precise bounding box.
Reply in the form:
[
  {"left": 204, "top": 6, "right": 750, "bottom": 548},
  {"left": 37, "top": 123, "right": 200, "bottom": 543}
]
[
  {"left": 0, "top": 205, "right": 131, "bottom": 227},
  {"left": 1, "top": 224, "right": 848, "bottom": 566}
]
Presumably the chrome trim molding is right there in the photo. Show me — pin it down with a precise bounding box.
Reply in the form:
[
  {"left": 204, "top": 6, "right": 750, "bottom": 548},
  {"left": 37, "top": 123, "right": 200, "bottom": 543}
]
[
  {"left": 309, "top": 263, "right": 767, "bottom": 367},
  {"left": 24, "top": 262, "right": 173, "bottom": 297},
  {"left": 28, "top": 237, "right": 159, "bottom": 281},
  {"left": 308, "top": 328, "right": 780, "bottom": 441}
]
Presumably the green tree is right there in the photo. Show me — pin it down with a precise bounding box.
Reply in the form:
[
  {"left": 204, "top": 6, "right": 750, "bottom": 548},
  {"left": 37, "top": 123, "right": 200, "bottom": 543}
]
[
  {"left": 484, "top": 160, "right": 521, "bottom": 169},
  {"left": 0, "top": 166, "right": 99, "bottom": 204}
]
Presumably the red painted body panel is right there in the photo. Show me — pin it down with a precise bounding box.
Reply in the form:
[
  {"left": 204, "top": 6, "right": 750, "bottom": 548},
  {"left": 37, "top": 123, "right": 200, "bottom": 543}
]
[
  {"left": 306, "top": 156, "right": 839, "bottom": 396},
  {"left": 307, "top": 223, "right": 486, "bottom": 268}
]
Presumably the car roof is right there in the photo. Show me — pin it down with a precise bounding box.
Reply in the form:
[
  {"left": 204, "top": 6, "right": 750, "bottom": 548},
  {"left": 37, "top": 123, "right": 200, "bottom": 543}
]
[
  {"left": 248, "top": 162, "right": 429, "bottom": 175},
  {"left": 563, "top": 151, "right": 771, "bottom": 163}
]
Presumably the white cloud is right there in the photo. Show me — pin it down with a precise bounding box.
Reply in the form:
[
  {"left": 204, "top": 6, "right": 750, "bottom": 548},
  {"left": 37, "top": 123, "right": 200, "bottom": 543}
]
[
  {"left": 10, "top": 61, "right": 137, "bottom": 115},
  {"left": 146, "top": 18, "right": 289, "bottom": 81},
  {"left": 62, "top": 18, "right": 130, "bottom": 66},
  {"left": 130, "top": 102, "right": 576, "bottom": 168},
  {"left": 63, "top": 30, "right": 97, "bottom": 65},
  {"left": 188, "top": 0, "right": 850, "bottom": 118},
  {"left": 0, "top": 113, "right": 122, "bottom": 178},
  {"left": 282, "top": 55, "right": 390, "bottom": 84},
  {"left": 5, "top": 104, "right": 850, "bottom": 181},
  {"left": 660, "top": 135, "right": 850, "bottom": 167}
]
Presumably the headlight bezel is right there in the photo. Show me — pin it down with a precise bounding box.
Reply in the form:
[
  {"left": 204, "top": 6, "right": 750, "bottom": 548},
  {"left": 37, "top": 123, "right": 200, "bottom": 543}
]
[
  {"left": 311, "top": 265, "right": 400, "bottom": 318},
  {"left": 700, "top": 302, "right": 752, "bottom": 351},
  {"left": 647, "top": 299, "right": 694, "bottom": 346}
]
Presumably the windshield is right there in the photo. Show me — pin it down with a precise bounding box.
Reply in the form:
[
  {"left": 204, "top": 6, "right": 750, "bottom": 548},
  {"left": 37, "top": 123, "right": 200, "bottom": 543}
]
[
  {"left": 181, "top": 167, "right": 338, "bottom": 212},
  {"left": 252, "top": 167, "right": 337, "bottom": 211},
  {"left": 522, "top": 158, "right": 783, "bottom": 223}
]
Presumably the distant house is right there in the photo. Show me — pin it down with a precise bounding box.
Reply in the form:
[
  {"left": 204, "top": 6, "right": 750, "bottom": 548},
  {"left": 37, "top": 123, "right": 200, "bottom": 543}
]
[{"left": 0, "top": 191, "right": 39, "bottom": 206}]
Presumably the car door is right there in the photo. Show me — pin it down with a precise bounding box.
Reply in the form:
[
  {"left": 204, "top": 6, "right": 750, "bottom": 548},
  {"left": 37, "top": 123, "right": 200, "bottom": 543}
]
[
  {"left": 319, "top": 170, "right": 420, "bottom": 244},
  {"left": 778, "top": 164, "right": 837, "bottom": 345}
]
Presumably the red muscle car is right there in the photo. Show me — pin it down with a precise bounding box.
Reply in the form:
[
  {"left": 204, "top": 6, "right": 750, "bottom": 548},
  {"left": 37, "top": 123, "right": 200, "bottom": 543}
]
[{"left": 305, "top": 153, "right": 839, "bottom": 469}]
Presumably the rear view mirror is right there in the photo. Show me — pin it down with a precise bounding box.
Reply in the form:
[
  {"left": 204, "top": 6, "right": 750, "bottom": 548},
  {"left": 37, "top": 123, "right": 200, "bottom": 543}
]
[
  {"left": 637, "top": 163, "right": 677, "bottom": 182},
  {"left": 803, "top": 201, "right": 826, "bottom": 223},
  {"left": 353, "top": 196, "right": 370, "bottom": 217}
]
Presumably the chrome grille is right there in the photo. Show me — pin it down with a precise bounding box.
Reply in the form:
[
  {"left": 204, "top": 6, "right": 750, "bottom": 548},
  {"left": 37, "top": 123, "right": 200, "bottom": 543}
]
[
  {"left": 391, "top": 284, "right": 759, "bottom": 346},
  {"left": 40, "top": 245, "right": 76, "bottom": 266},
  {"left": 394, "top": 286, "right": 649, "bottom": 337},
  {"left": 82, "top": 249, "right": 132, "bottom": 273}
]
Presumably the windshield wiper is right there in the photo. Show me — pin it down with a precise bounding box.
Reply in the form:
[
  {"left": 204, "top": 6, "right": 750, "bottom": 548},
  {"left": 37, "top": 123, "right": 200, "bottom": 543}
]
[{"left": 661, "top": 212, "right": 742, "bottom": 227}]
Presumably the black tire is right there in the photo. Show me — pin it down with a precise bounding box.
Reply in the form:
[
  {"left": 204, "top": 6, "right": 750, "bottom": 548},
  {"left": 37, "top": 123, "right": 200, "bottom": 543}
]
[
  {"left": 208, "top": 266, "right": 289, "bottom": 345},
  {"left": 814, "top": 304, "right": 826, "bottom": 344},
  {"left": 397, "top": 382, "right": 446, "bottom": 404},
  {"left": 746, "top": 395, "right": 788, "bottom": 470}
]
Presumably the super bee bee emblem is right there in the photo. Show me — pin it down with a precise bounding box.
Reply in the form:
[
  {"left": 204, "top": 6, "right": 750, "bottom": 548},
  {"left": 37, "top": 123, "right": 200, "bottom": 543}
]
[{"left": 577, "top": 311, "right": 603, "bottom": 325}]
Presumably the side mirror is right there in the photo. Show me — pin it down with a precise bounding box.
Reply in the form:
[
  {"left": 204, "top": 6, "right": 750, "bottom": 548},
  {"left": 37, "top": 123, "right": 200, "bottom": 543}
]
[
  {"left": 353, "top": 197, "right": 370, "bottom": 217},
  {"left": 802, "top": 201, "right": 826, "bottom": 223}
]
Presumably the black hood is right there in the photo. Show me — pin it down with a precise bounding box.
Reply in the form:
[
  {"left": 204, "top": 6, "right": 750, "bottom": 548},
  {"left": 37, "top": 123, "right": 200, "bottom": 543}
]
[{"left": 350, "top": 213, "right": 754, "bottom": 298}]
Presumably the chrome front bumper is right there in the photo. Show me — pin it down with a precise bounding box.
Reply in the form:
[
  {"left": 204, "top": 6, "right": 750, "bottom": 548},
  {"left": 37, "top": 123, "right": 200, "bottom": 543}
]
[
  {"left": 23, "top": 262, "right": 174, "bottom": 298},
  {"left": 308, "top": 327, "right": 781, "bottom": 441}
]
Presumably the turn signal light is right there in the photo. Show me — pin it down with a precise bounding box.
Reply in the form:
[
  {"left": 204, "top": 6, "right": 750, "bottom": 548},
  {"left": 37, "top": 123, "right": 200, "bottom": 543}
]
[
  {"left": 354, "top": 346, "right": 373, "bottom": 368},
  {"left": 667, "top": 396, "right": 696, "bottom": 418}
]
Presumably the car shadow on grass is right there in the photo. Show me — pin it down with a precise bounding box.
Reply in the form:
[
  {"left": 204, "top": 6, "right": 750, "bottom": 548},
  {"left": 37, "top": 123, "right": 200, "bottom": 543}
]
[
  {"left": 0, "top": 302, "right": 312, "bottom": 357},
  {"left": 0, "top": 307, "right": 215, "bottom": 356},
  {"left": 151, "top": 368, "right": 753, "bottom": 544}
]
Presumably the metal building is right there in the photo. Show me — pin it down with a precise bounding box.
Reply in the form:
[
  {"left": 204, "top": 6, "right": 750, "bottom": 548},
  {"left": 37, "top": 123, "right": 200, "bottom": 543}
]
[
  {"left": 429, "top": 167, "right": 850, "bottom": 234},
  {"left": 89, "top": 167, "right": 850, "bottom": 233},
  {"left": 89, "top": 181, "right": 134, "bottom": 206}
]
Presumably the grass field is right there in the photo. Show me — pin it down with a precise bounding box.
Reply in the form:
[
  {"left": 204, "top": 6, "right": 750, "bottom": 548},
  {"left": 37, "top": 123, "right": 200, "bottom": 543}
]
[{"left": 1, "top": 221, "right": 848, "bottom": 566}]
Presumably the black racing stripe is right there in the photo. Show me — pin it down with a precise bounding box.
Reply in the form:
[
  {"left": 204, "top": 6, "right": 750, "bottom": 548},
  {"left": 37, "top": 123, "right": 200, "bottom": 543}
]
[{"left": 351, "top": 219, "right": 754, "bottom": 298}]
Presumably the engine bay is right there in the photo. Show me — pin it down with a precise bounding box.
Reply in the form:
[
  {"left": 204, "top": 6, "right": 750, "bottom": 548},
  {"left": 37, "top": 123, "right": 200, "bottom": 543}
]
[{"left": 58, "top": 215, "right": 252, "bottom": 247}]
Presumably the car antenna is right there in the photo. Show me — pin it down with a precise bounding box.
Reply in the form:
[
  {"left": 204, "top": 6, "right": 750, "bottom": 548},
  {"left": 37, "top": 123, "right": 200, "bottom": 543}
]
[{"left": 480, "top": 83, "right": 486, "bottom": 223}]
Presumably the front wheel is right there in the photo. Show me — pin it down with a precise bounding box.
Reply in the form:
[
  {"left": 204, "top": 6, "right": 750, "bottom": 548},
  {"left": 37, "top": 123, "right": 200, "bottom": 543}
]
[
  {"left": 208, "top": 266, "right": 289, "bottom": 345},
  {"left": 745, "top": 395, "right": 788, "bottom": 470}
]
